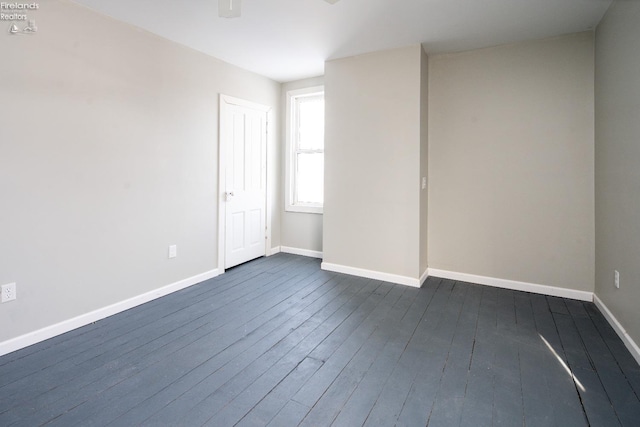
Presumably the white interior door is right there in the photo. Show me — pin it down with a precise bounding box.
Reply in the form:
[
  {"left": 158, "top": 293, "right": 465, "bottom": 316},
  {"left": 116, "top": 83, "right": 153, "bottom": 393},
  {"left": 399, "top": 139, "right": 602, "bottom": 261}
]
[{"left": 221, "top": 98, "right": 268, "bottom": 269}]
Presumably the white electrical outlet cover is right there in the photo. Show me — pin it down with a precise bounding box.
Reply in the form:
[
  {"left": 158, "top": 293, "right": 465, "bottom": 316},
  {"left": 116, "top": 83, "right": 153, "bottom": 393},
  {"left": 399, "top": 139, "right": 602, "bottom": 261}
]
[{"left": 2, "top": 283, "right": 17, "bottom": 303}]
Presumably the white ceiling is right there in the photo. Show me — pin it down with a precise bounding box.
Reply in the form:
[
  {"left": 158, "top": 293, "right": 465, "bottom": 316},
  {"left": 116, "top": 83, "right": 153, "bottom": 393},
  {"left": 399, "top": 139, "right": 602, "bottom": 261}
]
[{"left": 70, "top": 0, "right": 612, "bottom": 82}]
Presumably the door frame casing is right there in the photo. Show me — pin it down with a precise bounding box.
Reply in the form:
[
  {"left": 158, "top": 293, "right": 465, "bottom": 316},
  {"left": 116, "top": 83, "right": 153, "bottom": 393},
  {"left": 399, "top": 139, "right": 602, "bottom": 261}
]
[{"left": 218, "top": 94, "right": 273, "bottom": 273}]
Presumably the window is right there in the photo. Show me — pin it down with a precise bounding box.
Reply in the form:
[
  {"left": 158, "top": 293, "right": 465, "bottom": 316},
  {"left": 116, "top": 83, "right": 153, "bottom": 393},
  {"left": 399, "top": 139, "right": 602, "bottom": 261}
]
[{"left": 286, "top": 86, "right": 324, "bottom": 214}]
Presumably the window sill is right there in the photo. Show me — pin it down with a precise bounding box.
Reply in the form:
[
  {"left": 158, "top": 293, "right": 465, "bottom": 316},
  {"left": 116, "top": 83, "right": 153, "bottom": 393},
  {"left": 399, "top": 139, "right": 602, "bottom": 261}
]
[{"left": 285, "top": 205, "right": 323, "bottom": 215}]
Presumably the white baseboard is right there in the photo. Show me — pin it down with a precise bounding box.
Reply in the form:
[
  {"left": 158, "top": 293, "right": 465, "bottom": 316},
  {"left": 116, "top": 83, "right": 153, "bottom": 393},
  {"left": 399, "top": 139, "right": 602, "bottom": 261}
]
[
  {"left": 427, "top": 268, "right": 593, "bottom": 302},
  {"left": 0, "top": 269, "right": 219, "bottom": 357},
  {"left": 593, "top": 294, "right": 640, "bottom": 366},
  {"left": 317, "top": 262, "right": 593, "bottom": 301},
  {"left": 281, "top": 246, "right": 323, "bottom": 259},
  {"left": 267, "top": 246, "right": 281, "bottom": 256},
  {"left": 419, "top": 268, "right": 429, "bottom": 287},
  {"left": 321, "top": 262, "right": 421, "bottom": 288}
]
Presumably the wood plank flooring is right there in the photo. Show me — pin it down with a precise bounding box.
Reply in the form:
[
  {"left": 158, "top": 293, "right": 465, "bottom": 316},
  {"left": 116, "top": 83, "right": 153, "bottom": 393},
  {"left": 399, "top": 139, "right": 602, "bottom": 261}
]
[{"left": 1, "top": 253, "right": 639, "bottom": 426}]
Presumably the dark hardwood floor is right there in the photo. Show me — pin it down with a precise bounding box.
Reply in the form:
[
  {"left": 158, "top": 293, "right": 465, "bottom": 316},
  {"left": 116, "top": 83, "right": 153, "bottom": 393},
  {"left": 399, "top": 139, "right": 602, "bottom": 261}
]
[{"left": 1, "top": 253, "right": 639, "bottom": 426}]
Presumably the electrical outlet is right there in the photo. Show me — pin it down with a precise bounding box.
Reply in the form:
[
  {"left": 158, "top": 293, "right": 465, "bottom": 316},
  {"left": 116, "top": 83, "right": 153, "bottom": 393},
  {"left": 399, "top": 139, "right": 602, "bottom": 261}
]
[
  {"left": 169, "top": 245, "right": 177, "bottom": 259},
  {"left": 1, "top": 283, "right": 16, "bottom": 303},
  {"left": 614, "top": 270, "right": 620, "bottom": 289},
  {"left": 421, "top": 177, "right": 427, "bottom": 190}
]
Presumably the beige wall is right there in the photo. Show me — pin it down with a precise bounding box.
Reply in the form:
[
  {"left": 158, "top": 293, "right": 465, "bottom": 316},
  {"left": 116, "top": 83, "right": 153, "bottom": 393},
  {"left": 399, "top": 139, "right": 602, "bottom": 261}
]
[
  {"left": 419, "top": 48, "right": 429, "bottom": 276},
  {"left": 595, "top": 1, "right": 640, "bottom": 345},
  {"left": 281, "top": 76, "right": 324, "bottom": 254},
  {"left": 323, "top": 45, "right": 423, "bottom": 280},
  {"left": 0, "top": 0, "right": 280, "bottom": 343},
  {"left": 428, "top": 32, "right": 595, "bottom": 292}
]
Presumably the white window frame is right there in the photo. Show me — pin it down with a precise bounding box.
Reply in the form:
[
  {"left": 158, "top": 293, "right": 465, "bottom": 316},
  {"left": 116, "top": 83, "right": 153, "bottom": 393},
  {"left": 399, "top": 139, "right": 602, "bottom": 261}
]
[{"left": 285, "top": 85, "right": 324, "bottom": 214}]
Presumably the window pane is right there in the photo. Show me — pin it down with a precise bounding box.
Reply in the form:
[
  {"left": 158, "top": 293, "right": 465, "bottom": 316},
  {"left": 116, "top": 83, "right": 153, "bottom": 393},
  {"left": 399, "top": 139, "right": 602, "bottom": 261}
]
[
  {"left": 297, "top": 96, "right": 324, "bottom": 150},
  {"left": 296, "top": 153, "right": 324, "bottom": 204}
]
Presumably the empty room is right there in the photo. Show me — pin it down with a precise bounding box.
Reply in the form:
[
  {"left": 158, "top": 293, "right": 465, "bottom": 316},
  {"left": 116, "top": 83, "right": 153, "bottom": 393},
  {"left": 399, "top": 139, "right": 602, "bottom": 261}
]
[{"left": 1, "top": 0, "right": 639, "bottom": 425}]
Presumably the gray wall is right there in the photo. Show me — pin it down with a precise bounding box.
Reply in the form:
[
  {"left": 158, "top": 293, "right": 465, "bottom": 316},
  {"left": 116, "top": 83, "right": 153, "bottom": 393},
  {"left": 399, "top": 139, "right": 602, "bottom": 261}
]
[
  {"left": 280, "top": 77, "right": 324, "bottom": 254},
  {"left": 428, "top": 33, "right": 595, "bottom": 292},
  {"left": 323, "top": 45, "right": 423, "bottom": 280},
  {"left": 0, "top": 0, "right": 280, "bottom": 342},
  {"left": 595, "top": 1, "right": 640, "bottom": 345}
]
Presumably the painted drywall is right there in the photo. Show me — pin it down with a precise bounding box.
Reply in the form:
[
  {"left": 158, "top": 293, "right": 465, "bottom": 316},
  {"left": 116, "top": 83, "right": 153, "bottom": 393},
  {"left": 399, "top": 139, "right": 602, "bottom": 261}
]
[
  {"left": 428, "top": 33, "right": 595, "bottom": 292},
  {"left": 419, "top": 48, "right": 429, "bottom": 277},
  {"left": 0, "top": 0, "right": 280, "bottom": 343},
  {"left": 280, "top": 76, "right": 324, "bottom": 254},
  {"left": 595, "top": 1, "right": 640, "bottom": 346},
  {"left": 323, "top": 45, "right": 422, "bottom": 280}
]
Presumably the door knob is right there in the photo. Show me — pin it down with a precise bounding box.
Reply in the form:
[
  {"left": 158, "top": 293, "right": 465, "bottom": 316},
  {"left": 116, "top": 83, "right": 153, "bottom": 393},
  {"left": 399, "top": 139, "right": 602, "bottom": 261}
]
[{"left": 225, "top": 191, "right": 235, "bottom": 201}]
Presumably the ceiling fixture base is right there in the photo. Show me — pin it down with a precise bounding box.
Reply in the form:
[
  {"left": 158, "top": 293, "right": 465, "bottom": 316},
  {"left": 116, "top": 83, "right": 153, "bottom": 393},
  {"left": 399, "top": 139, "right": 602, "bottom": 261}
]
[{"left": 219, "top": 0, "right": 241, "bottom": 19}]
